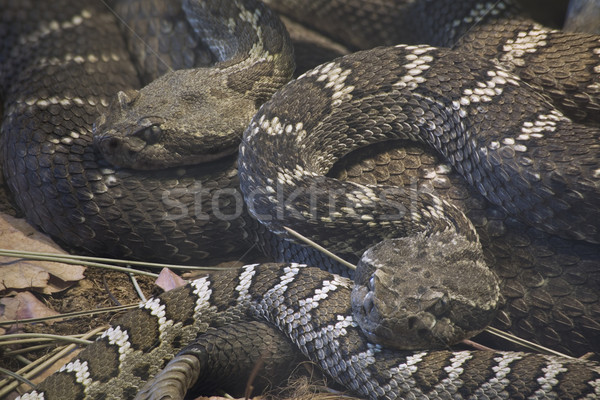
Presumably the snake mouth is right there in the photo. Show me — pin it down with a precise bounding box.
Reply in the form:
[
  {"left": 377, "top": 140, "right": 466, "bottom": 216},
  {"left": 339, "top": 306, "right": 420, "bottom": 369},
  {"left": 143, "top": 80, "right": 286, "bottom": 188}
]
[
  {"left": 192, "top": 145, "right": 239, "bottom": 163},
  {"left": 351, "top": 272, "right": 452, "bottom": 350},
  {"left": 93, "top": 131, "right": 144, "bottom": 168},
  {"left": 94, "top": 126, "right": 239, "bottom": 169}
]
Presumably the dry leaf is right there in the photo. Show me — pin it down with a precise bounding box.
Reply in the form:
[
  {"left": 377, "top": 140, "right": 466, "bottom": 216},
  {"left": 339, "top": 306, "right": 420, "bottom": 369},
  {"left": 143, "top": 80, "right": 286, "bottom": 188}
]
[
  {"left": 155, "top": 268, "right": 188, "bottom": 292},
  {"left": 0, "top": 291, "right": 60, "bottom": 334},
  {"left": 0, "top": 213, "right": 86, "bottom": 293},
  {"left": 0, "top": 291, "right": 59, "bottom": 322}
]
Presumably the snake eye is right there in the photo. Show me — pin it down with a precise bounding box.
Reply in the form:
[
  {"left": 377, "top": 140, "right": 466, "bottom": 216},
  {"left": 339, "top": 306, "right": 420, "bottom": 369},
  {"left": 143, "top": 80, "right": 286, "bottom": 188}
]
[
  {"left": 428, "top": 294, "right": 449, "bottom": 317},
  {"left": 368, "top": 275, "right": 376, "bottom": 291},
  {"left": 139, "top": 125, "right": 162, "bottom": 145}
]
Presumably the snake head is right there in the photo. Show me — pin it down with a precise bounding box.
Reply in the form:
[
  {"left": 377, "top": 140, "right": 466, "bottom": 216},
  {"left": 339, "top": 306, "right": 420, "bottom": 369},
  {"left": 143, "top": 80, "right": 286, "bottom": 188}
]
[
  {"left": 93, "top": 69, "right": 256, "bottom": 170},
  {"left": 351, "top": 232, "right": 500, "bottom": 350},
  {"left": 93, "top": 88, "right": 167, "bottom": 168},
  {"left": 94, "top": 92, "right": 167, "bottom": 169}
]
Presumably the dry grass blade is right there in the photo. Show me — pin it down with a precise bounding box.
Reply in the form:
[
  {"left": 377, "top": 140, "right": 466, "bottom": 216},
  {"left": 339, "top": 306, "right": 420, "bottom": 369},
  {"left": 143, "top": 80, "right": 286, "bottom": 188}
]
[
  {"left": 283, "top": 227, "right": 356, "bottom": 271},
  {"left": 0, "top": 326, "right": 106, "bottom": 398},
  {"left": 0, "top": 367, "right": 36, "bottom": 390},
  {"left": 0, "top": 304, "right": 137, "bottom": 328},
  {"left": 484, "top": 327, "right": 574, "bottom": 359},
  {"left": 0, "top": 333, "right": 93, "bottom": 346},
  {"left": 0, "top": 248, "right": 159, "bottom": 277},
  {"left": 0, "top": 248, "right": 235, "bottom": 272}
]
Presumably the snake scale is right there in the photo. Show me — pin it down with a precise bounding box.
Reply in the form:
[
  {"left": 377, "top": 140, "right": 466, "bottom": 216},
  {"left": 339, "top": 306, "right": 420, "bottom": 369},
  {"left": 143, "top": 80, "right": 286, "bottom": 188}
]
[{"left": 2, "top": 0, "right": 600, "bottom": 398}]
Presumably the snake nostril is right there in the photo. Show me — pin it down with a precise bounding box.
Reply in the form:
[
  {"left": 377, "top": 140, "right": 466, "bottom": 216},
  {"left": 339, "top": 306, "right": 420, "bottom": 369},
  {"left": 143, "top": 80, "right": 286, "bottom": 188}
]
[
  {"left": 107, "top": 137, "right": 120, "bottom": 150},
  {"left": 407, "top": 316, "right": 418, "bottom": 330}
]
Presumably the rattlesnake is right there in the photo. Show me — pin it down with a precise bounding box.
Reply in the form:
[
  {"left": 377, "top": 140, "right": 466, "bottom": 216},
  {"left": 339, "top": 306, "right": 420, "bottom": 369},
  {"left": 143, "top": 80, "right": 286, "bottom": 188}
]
[
  {"left": 18, "top": 250, "right": 600, "bottom": 399},
  {"left": 82, "top": 0, "right": 600, "bottom": 357},
  {"left": 3, "top": 0, "right": 600, "bottom": 398}
]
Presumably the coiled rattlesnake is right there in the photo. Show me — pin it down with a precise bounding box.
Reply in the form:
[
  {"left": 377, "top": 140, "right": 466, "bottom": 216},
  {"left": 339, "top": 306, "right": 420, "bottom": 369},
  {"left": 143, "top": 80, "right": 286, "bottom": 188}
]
[{"left": 3, "top": 0, "right": 600, "bottom": 398}]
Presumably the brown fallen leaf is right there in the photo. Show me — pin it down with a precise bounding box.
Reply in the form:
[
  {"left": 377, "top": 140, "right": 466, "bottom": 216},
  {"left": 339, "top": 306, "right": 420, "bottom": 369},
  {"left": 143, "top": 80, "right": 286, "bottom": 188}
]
[
  {"left": 0, "top": 213, "right": 86, "bottom": 294},
  {"left": 155, "top": 268, "right": 188, "bottom": 292},
  {"left": 0, "top": 291, "right": 60, "bottom": 335},
  {"left": 0, "top": 291, "right": 60, "bottom": 323}
]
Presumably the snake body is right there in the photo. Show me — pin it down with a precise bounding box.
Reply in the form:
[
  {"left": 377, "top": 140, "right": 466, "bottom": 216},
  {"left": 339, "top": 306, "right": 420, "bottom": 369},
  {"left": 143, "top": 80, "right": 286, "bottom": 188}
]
[
  {"left": 250, "top": 0, "right": 600, "bottom": 245},
  {"left": 0, "top": 0, "right": 258, "bottom": 264},
  {"left": 19, "top": 263, "right": 600, "bottom": 399},
  {"left": 3, "top": 0, "right": 600, "bottom": 398}
]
